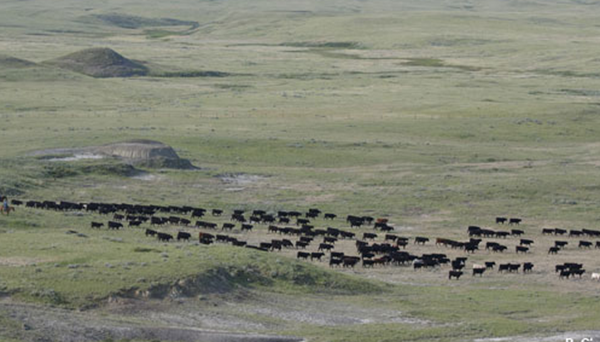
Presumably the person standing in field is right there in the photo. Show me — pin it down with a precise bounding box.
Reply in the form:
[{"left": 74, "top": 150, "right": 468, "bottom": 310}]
[{"left": 2, "top": 196, "right": 10, "bottom": 216}]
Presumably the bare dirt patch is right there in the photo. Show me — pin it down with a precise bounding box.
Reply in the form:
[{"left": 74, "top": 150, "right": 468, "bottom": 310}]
[
  {"left": 216, "top": 173, "right": 268, "bottom": 185},
  {"left": 474, "top": 331, "right": 600, "bottom": 342},
  {"left": 31, "top": 140, "right": 196, "bottom": 169},
  {"left": 0, "top": 257, "right": 49, "bottom": 267},
  {"left": 0, "top": 299, "right": 303, "bottom": 342}
]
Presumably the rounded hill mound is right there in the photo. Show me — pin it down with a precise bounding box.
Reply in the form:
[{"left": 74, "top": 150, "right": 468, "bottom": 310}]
[{"left": 46, "top": 47, "right": 148, "bottom": 78}]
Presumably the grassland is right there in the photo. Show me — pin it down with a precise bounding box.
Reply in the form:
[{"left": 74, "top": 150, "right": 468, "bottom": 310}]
[{"left": 2, "top": 0, "right": 600, "bottom": 341}]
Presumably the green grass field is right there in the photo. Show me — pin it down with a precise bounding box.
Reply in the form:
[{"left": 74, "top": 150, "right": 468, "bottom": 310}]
[{"left": 2, "top": 0, "right": 600, "bottom": 341}]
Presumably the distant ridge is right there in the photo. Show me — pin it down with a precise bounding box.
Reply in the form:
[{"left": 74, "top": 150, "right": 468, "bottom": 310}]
[
  {"left": 46, "top": 47, "right": 148, "bottom": 78},
  {"left": 0, "top": 55, "right": 37, "bottom": 69}
]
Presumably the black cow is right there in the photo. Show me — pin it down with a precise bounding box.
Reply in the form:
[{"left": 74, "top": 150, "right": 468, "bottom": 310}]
[
  {"left": 296, "top": 241, "right": 309, "bottom": 249},
  {"left": 177, "top": 232, "right": 191, "bottom": 241},
  {"left": 559, "top": 270, "right": 571, "bottom": 279},
  {"left": 498, "top": 264, "right": 510, "bottom": 273},
  {"left": 509, "top": 218, "right": 522, "bottom": 225},
  {"left": 511, "top": 229, "right": 524, "bottom": 236},
  {"left": 331, "top": 252, "right": 345, "bottom": 259},
  {"left": 349, "top": 219, "right": 364, "bottom": 228},
  {"left": 212, "top": 209, "right": 223, "bottom": 216},
  {"left": 363, "top": 233, "right": 377, "bottom": 240},
  {"left": 340, "top": 231, "right": 355, "bottom": 239},
  {"left": 253, "top": 209, "right": 266, "bottom": 216},
  {"left": 468, "top": 226, "right": 482, "bottom": 235},
  {"left": 91, "top": 222, "right": 104, "bottom": 229},
  {"left": 361, "top": 252, "right": 375, "bottom": 260},
  {"left": 311, "top": 252, "right": 325, "bottom": 261},
  {"left": 318, "top": 243, "right": 334, "bottom": 251},
  {"left": 379, "top": 224, "right": 394, "bottom": 232},
  {"left": 231, "top": 214, "right": 246, "bottom": 223},
  {"left": 414, "top": 237, "right": 429, "bottom": 245},
  {"left": 329, "top": 258, "right": 343, "bottom": 267},
  {"left": 297, "top": 251, "right": 310, "bottom": 260},
  {"left": 569, "top": 230, "right": 583, "bottom": 237},
  {"left": 198, "top": 232, "right": 215, "bottom": 244},
  {"left": 555, "top": 241, "right": 568, "bottom": 248},
  {"left": 145, "top": 229, "right": 157, "bottom": 236},
  {"left": 191, "top": 209, "right": 205, "bottom": 218},
  {"left": 451, "top": 260, "right": 465, "bottom": 270},
  {"left": 485, "top": 261, "right": 496, "bottom": 269},
  {"left": 516, "top": 246, "right": 529, "bottom": 254},
  {"left": 241, "top": 224, "right": 253, "bottom": 231},
  {"left": 449, "top": 270, "right": 463, "bottom": 280},
  {"left": 520, "top": 239, "right": 534, "bottom": 246},
  {"left": 157, "top": 232, "right": 173, "bottom": 242},
  {"left": 564, "top": 263, "right": 583, "bottom": 270},
  {"left": 342, "top": 256, "right": 360, "bottom": 268},
  {"left": 305, "top": 211, "right": 319, "bottom": 219},
  {"left": 579, "top": 240, "right": 593, "bottom": 248},
  {"left": 548, "top": 247, "right": 560, "bottom": 254},
  {"left": 492, "top": 245, "right": 507, "bottom": 253},
  {"left": 324, "top": 236, "right": 337, "bottom": 244},
  {"left": 151, "top": 217, "right": 164, "bottom": 226},
  {"left": 297, "top": 218, "right": 310, "bottom": 226},
  {"left": 554, "top": 228, "right": 567, "bottom": 235},
  {"left": 473, "top": 268, "right": 486, "bottom": 277},
  {"left": 324, "top": 213, "right": 337, "bottom": 220},
  {"left": 288, "top": 211, "right": 302, "bottom": 218},
  {"left": 222, "top": 223, "right": 235, "bottom": 231},
  {"left": 583, "top": 229, "right": 600, "bottom": 237},
  {"left": 496, "top": 217, "right": 507, "bottom": 224},
  {"left": 542, "top": 228, "right": 554, "bottom": 235},
  {"left": 259, "top": 242, "right": 272, "bottom": 250},
  {"left": 108, "top": 221, "right": 123, "bottom": 230},
  {"left": 523, "top": 262, "right": 534, "bottom": 273},
  {"left": 464, "top": 244, "right": 478, "bottom": 253},
  {"left": 362, "top": 216, "right": 374, "bottom": 225},
  {"left": 508, "top": 264, "right": 521, "bottom": 273},
  {"left": 129, "top": 221, "right": 142, "bottom": 227},
  {"left": 396, "top": 239, "right": 409, "bottom": 249},
  {"left": 385, "top": 234, "right": 398, "bottom": 242},
  {"left": 216, "top": 234, "right": 229, "bottom": 243},
  {"left": 270, "top": 241, "right": 283, "bottom": 251},
  {"left": 495, "top": 231, "right": 510, "bottom": 238}
]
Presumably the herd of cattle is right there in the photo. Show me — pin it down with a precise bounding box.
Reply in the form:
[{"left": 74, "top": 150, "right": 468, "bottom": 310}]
[{"left": 8, "top": 199, "right": 600, "bottom": 281}]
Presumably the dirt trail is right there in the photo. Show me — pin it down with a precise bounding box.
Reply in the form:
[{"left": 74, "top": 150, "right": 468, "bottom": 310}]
[
  {"left": 474, "top": 331, "right": 600, "bottom": 342},
  {"left": 0, "top": 300, "right": 303, "bottom": 342}
]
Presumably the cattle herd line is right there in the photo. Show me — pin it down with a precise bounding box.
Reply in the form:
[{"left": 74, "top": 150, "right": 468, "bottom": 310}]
[{"left": 8, "top": 199, "right": 600, "bottom": 281}]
